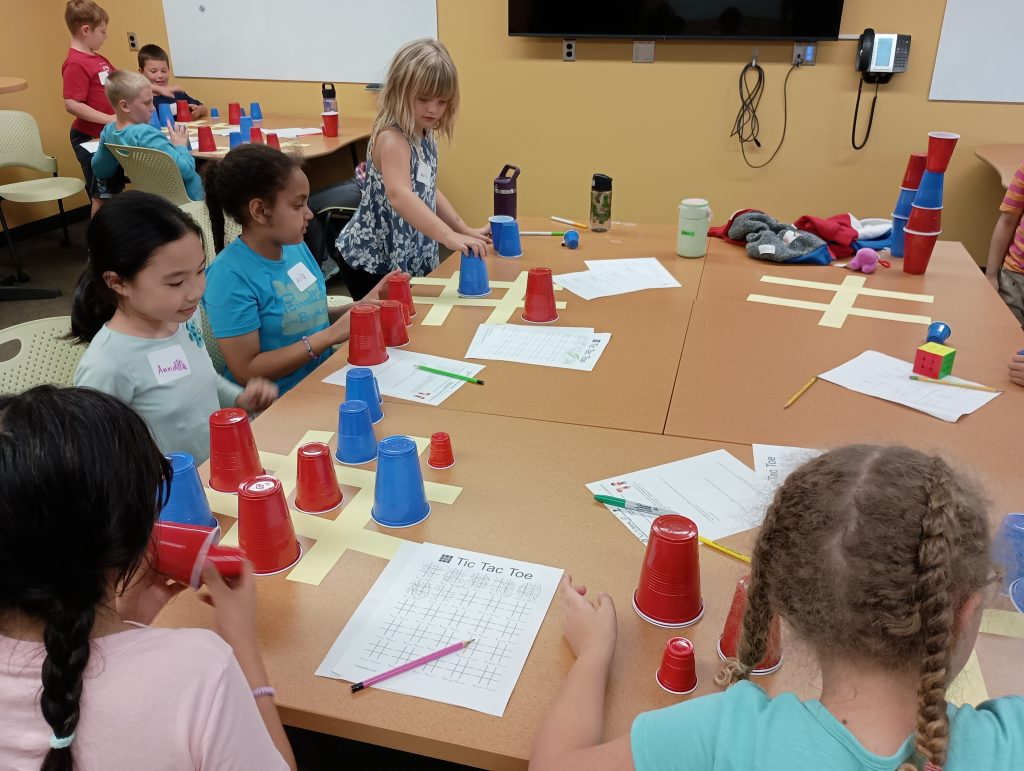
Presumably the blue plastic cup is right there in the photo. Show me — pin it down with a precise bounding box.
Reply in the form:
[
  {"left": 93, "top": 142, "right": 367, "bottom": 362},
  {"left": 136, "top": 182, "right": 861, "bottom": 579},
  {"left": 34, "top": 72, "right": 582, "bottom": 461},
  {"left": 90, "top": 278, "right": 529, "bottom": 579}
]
[
  {"left": 238, "top": 116, "right": 253, "bottom": 143},
  {"left": 489, "top": 215, "right": 513, "bottom": 248},
  {"left": 229, "top": 131, "right": 243, "bottom": 149},
  {"left": 1010, "top": 579, "right": 1024, "bottom": 614},
  {"left": 157, "top": 103, "right": 175, "bottom": 129},
  {"left": 249, "top": 102, "right": 263, "bottom": 121},
  {"left": 562, "top": 230, "right": 580, "bottom": 249},
  {"left": 335, "top": 400, "right": 378, "bottom": 465},
  {"left": 371, "top": 435, "right": 430, "bottom": 528},
  {"left": 914, "top": 171, "right": 944, "bottom": 209},
  {"left": 159, "top": 452, "right": 218, "bottom": 527},
  {"left": 210, "top": 107, "right": 219, "bottom": 119},
  {"left": 497, "top": 219, "right": 523, "bottom": 258},
  {"left": 345, "top": 368, "right": 383, "bottom": 424},
  {"left": 240, "top": 107, "right": 247, "bottom": 117},
  {"left": 893, "top": 187, "right": 916, "bottom": 218},
  {"left": 458, "top": 253, "right": 491, "bottom": 297},
  {"left": 148, "top": 108, "right": 163, "bottom": 130},
  {"left": 890, "top": 214, "right": 908, "bottom": 258},
  {"left": 995, "top": 513, "right": 1024, "bottom": 594},
  {"left": 926, "top": 321, "right": 951, "bottom": 345}
]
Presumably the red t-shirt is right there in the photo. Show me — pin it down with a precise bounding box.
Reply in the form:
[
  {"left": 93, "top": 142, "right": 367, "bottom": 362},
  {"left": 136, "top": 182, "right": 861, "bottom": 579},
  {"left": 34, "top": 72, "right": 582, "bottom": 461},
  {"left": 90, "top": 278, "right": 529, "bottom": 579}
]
[{"left": 61, "top": 47, "right": 115, "bottom": 138}]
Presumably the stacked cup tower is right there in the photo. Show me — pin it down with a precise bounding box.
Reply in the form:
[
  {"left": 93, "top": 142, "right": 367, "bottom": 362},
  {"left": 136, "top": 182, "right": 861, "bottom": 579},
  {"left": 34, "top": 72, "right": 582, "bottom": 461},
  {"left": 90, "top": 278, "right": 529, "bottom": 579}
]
[{"left": 893, "top": 132, "right": 959, "bottom": 275}]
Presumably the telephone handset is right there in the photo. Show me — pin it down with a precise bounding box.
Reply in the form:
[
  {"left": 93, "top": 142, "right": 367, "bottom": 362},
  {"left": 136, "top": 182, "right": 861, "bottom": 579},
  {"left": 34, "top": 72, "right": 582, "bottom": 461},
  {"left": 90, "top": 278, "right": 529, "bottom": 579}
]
[{"left": 856, "top": 28, "right": 911, "bottom": 84}]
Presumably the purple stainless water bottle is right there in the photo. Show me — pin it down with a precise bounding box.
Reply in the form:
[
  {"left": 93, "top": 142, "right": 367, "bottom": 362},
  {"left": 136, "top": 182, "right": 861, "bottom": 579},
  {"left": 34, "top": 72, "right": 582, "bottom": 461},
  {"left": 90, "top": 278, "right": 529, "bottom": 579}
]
[{"left": 493, "top": 164, "right": 520, "bottom": 219}]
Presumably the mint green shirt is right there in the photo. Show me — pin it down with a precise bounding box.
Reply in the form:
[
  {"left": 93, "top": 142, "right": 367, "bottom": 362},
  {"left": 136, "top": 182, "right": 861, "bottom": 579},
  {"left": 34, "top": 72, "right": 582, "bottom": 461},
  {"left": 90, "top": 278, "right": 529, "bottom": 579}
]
[{"left": 631, "top": 681, "right": 1023, "bottom": 770}]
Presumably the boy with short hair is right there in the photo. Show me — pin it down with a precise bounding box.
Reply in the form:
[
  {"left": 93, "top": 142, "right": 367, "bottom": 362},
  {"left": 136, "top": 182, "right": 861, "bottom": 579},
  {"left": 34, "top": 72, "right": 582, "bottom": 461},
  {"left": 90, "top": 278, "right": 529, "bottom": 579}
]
[
  {"left": 138, "top": 44, "right": 208, "bottom": 120},
  {"left": 61, "top": 0, "right": 121, "bottom": 214},
  {"left": 986, "top": 159, "right": 1024, "bottom": 329},
  {"left": 92, "top": 71, "right": 204, "bottom": 201}
]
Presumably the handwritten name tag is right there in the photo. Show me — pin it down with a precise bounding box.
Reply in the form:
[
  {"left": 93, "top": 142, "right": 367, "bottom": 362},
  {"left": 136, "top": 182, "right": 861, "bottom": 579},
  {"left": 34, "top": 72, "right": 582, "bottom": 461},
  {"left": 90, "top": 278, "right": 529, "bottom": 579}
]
[
  {"left": 147, "top": 344, "right": 191, "bottom": 385},
  {"left": 287, "top": 262, "right": 317, "bottom": 293}
]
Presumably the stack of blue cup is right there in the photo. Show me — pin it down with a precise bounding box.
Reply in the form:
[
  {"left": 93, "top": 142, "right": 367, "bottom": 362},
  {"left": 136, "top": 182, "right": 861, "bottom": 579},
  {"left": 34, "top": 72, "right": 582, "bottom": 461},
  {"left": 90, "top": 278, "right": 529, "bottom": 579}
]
[
  {"left": 239, "top": 116, "right": 253, "bottom": 143},
  {"left": 156, "top": 103, "right": 175, "bottom": 129},
  {"left": 149, "top": 108, "right": 163, "bottom": 130},
  {"left": 159, "top": 452, "right": 218, "bottom": 528},
  {"left": 335, "top": 400, "right": 378, "bottom": 465},
  {"left": 891, "top": 187, "right": 915, "bottom": 258},
  {"left": 995, "top": 513, "right": 1024, "bottom": 595},
  {"left": 497, "top": 220, "right": 523, "bottom": 258},
  {"left": 371, "top": 436, "right": 430, "bottom": 528},
  {"left": 458, "top": 253, "right": 491, "bottom": 297},
  {"left": 345, "top": 368, "right": 384, "bottom": 424}
]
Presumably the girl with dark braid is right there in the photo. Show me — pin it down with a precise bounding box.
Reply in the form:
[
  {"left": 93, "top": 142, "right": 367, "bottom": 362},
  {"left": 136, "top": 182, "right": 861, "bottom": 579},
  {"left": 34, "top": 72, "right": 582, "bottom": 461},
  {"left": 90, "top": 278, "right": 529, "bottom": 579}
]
[
  {"left": 530, "top": 446, "right": 1021, "bottom": 771},
  {"left": 0, "top": 386, "right": 295, "bottom": 770}
]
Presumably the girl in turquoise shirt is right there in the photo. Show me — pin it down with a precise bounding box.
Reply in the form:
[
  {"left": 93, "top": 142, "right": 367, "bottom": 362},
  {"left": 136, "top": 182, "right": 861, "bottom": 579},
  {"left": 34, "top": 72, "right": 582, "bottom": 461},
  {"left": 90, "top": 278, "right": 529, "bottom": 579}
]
[{"left": 531, "top": 446, "right": 1021, "bottom": 771}]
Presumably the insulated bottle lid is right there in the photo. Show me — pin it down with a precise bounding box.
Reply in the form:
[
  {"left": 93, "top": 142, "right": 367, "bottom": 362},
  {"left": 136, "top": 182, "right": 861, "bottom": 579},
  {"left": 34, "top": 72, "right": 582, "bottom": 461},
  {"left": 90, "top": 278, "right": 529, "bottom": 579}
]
[{"left": 591, "top": 173, "right": 612, "bottom": 192}]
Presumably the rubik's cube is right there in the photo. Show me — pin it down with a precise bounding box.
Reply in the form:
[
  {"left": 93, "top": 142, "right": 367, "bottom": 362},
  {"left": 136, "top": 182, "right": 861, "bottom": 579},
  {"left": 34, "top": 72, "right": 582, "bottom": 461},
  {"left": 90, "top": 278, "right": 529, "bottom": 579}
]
[{"left": 913, "top": 342, "right": 956, "bottom": 380}]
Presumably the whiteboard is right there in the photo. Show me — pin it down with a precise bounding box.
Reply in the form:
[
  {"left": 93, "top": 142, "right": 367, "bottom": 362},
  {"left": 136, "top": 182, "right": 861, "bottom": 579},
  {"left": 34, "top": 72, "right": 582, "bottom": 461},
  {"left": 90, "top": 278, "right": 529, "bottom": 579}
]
[
  {"left": 930, "top": 0, "right": 1024, "bottom": 103},
  {"left": 162, "top": 0, "right": 438, "bottom": 84}
]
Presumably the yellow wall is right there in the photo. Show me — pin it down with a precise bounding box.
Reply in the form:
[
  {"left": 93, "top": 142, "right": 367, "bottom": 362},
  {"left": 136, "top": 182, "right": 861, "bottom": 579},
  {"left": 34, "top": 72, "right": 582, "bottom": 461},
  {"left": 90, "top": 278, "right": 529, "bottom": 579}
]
[{"left": 3, "top": 0, "right": 1021, "bottom": 263}]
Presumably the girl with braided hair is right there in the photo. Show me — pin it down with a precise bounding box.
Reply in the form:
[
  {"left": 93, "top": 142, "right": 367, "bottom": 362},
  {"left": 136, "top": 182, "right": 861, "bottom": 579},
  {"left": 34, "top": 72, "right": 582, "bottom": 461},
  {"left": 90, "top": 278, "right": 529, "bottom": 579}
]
[
  {"left": 0, "top": 386, "right": 294, "bottom": 771},
  {"left": 530, "top": 445, "right": 1021, "bottom": 771}
]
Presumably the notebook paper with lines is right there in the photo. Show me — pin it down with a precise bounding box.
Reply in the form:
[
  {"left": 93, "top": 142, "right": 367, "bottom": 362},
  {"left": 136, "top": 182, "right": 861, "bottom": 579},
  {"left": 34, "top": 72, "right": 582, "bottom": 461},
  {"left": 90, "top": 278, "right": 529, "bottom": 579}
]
[{"left": 317, "top": 542, "right": 561, "bottom": 715}]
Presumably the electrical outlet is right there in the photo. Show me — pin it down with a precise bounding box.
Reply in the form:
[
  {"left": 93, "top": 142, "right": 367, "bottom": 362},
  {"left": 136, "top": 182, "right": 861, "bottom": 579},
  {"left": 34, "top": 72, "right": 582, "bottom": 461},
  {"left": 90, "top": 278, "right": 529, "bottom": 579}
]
[
  {"left": 127, "top": 31, "right": 139, "bottom": 51},
  {"left": 633, "top": 41, "right": 655, "bottom": 63},
  {"left": 792, "top": 42, "right": 816, "bottom": 66},
  {"left": 563, "top": 39, "right": 576, "bottom": 62}
]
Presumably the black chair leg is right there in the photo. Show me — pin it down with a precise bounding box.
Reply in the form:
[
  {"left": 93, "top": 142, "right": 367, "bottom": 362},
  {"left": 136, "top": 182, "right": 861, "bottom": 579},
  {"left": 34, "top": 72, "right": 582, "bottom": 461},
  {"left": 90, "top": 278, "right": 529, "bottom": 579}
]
[
  {"left": 0, "top": 199, "right": 63, "bottom": 301},
  {"left": 56, "top": 197, "right": 71, "bottom": 248},
  {"left": 0, "top": 202, "right": 27, "bottom": 283}
]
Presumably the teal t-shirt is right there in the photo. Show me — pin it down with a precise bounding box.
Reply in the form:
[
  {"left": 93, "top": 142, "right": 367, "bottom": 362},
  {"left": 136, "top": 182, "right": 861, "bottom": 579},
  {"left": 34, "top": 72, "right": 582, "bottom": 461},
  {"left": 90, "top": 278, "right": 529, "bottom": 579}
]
[
  {"left": 92, "top": 122, "right": 204, "bottom": 201},
  {"left": 631, "top": 681, "right": 1023, "bottom": 770},
  {"left": 203, "top": 238, "right": 330, "bottom": 395}
]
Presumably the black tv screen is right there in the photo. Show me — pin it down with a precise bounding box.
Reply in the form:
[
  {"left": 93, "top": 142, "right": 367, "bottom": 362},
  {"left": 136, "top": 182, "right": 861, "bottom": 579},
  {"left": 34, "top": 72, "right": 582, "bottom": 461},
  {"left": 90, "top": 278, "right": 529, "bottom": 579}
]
[{"left": 508, "top": 1, "right": 844, "bottom": 41}]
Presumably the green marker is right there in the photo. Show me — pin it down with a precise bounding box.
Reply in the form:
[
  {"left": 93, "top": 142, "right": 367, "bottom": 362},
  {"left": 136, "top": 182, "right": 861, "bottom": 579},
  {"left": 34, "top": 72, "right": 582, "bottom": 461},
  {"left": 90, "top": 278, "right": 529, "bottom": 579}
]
[
  {"left": 520, "top": 231, "right": 566, "bottom": 236},
  {"left": 415, "top": 364, "right": 484, "bottom": 385},
  {"left": 593, "top": 494, "right": 677, "bottom": 517}
]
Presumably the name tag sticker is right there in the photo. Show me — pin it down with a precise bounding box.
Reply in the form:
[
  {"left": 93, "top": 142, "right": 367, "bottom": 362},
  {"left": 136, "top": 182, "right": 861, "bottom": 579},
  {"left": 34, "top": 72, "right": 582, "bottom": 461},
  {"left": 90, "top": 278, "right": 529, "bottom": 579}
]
[
  {"left": 98, "top": 70, "right": 109, "bottom": 86},
  {"left": 147, "top": 344, "right": 191, "bottom": 385},
  {"left": 416, "top": 161, "right": 432, "bottom": 186},
  {"left": 287, "top": 262, "right": 317, "bottom": 292}
]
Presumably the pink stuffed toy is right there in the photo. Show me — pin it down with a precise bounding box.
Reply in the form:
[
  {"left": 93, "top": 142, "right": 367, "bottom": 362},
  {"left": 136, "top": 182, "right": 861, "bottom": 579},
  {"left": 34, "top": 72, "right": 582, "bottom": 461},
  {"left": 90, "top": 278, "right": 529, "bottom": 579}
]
[{"left": 846, "top": 247, "right": 880, "bottom": 274}]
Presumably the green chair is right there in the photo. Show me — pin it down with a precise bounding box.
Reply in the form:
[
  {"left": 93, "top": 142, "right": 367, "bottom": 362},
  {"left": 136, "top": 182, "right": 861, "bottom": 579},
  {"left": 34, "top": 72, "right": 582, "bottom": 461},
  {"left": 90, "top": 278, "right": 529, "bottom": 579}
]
[
  {"left": 104, "top": 143, "right": 193, "bottom": 206},
  {"left": 0, "top": 111, "right": 86, "bottom": 301},
  {"left": 0, "top": 316, "right": 84, "bottom": 393}
]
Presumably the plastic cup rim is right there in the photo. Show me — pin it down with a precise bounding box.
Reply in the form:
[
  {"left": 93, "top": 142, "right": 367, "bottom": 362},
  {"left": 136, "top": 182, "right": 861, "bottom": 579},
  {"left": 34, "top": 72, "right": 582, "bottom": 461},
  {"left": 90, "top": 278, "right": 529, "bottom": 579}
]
[
  {"left": 903, "top": 227, "right": 942, "bottom": 236},
  {"left": 334, "top": 452, "right": 377, "bottom": 466},
  {"left": 715, "top": 637, "right": 784, "bottom": 676},
  {"left": 656, "top": 668, "right": 698, "bottom": 695},
  {"left": 458, "top": 289, "right": 493, "bottom": 298},
  {"left": 293, "top": 497, "right": 343, "bottom": 515},
  {"left": 521, "top": 313, "right": 559, "bottom": 324},
  {"left": 427, "top": 459, "right": 456, "bottom": 470},
  {"left": 928, "top": 131, "right": 960, "bottom": 140},
  {"left": 632, "top": 592, "right": 705, "bottom": 628},
  {"left": 251, "top": 541, "right": 303, "bottom": 576},
  {"left": 370, "top": 502, "right": 431, "bottom": 529}
]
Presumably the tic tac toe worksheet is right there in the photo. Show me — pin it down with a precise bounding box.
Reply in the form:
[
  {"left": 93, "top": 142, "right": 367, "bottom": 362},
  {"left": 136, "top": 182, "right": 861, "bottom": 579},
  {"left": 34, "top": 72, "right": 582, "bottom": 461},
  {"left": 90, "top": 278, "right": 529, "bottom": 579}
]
[{"left": 317, "top": 542, "right": 561, "bottom": 716}]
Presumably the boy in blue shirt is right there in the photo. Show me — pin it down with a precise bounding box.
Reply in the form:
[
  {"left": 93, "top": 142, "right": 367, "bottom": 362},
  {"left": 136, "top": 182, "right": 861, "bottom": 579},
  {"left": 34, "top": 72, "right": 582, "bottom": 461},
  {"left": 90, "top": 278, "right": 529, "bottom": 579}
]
[
  {"left": 138, "top": 44, "right": 207, "bottom": 120},
  {"left": 91, "top": 70, "right": 204, "bottom": 201}
]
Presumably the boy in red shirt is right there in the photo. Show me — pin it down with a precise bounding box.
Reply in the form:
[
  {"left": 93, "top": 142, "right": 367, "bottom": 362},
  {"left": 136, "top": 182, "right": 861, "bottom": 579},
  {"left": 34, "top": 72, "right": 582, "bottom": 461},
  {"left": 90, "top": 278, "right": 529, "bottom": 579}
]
[{"left": 61, "top": 0, "right": 123, "bottom": 214}]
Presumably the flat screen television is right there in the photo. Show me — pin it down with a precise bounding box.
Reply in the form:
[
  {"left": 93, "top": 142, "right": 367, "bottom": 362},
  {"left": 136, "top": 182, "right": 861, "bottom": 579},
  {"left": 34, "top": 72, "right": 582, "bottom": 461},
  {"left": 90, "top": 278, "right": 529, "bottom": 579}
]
[{"left": 508, "top": 1, "right": 844, "bottom": 42}]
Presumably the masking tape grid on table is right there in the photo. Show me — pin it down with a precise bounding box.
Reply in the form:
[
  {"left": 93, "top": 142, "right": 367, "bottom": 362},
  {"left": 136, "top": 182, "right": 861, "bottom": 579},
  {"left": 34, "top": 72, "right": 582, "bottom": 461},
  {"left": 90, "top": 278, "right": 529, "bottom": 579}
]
[
  {"left": 411, "top": 271, "right": 566, "bottom": 327},
  {"left": 980, "top": 608, "right": 1024, "bottom": 639},
  {"left": 205, "top": 430, "right": 462, "bottom": 585},
  {"left": 947, "top": 647, "right": 990, "bottom": 707}
]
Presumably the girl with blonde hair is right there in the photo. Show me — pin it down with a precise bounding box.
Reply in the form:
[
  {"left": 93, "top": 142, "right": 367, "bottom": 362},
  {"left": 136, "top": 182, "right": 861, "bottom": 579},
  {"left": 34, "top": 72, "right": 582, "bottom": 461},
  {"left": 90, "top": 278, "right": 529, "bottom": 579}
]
[{"left": 337, "top": 38, "right": 489, "bottom": 298}]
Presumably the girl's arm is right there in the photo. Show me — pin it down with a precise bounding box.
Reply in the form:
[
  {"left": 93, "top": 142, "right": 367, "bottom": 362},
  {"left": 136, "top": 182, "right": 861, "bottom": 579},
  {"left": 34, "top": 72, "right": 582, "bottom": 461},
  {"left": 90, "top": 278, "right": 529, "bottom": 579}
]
[
  {"left": 529, "top": 575, "right": 635, "bottom": 771},
  {"left": 217, "top": 321, "right": 348, "bottom": 384},
  {"left": 436, "top": 189, "right": 491, "bottom": 241},
  {"left": 375, "top": 130, "right": 488, "bottom": 257},
  {"left": 326, "top": 271, "right": 400, "bottom": 322}
]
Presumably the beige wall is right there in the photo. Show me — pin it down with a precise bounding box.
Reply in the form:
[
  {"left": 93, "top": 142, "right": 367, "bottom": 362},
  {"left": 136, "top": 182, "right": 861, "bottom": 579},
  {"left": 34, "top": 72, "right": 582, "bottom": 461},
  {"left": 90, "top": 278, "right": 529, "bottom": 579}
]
[{"left": 3, "top": 0, "right": 1021, "bottom": 263}]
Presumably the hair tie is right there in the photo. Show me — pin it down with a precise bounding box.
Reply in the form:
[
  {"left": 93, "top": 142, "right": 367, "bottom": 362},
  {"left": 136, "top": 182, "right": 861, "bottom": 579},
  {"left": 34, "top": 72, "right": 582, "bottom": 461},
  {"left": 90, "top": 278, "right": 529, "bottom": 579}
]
[{"left": 49, "top": 732, "right": 76, "bottom": 750}]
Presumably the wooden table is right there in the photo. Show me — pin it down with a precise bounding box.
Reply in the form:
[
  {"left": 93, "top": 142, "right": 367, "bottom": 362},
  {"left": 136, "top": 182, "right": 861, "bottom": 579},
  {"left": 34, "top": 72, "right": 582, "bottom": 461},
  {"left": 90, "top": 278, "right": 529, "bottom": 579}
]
[
  {"left": 0, "top": 76, "right": 27, "bottom": 94},
  {"left": 299, "top": 220, "right": 703, "bottom": 433},
  {"left": 190, "top": 112, "right": 373, "bottom": 164},
  {"left": 975, "top": 144, "right": 1023, "bottom": 188}
]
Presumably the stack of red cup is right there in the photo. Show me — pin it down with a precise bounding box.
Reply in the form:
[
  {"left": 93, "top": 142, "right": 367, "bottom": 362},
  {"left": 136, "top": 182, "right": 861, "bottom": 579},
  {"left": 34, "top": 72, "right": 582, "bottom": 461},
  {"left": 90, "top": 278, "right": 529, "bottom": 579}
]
[
  {"left": 294, "top": 442, "right": 343, "bottom": 514},
  {"left": 717, "top": 574, "right": 783, "bottom": 675},
  {"left": 238, "top": 475, "right": 301, "bottom": 575},
  {"left": 347, "top": 305, "right": 389, "bottom": 366},
  {"left": 903, "top": 132, "right": 958, "bottom": 276},
  {"left": 633, "top": 514, "right": 704, "bottom": 627},
  {"left": 208, "top": 408, "right": 264, "bottom": 493},
  {"left": 522, "top": 267, "right": 558, "bottom": 324},
  {"left": 380, "top": 300, "right": 410, "bottom": 347},
  {"left": 387, "top": 273, "right": 416, "bottom": 322}
]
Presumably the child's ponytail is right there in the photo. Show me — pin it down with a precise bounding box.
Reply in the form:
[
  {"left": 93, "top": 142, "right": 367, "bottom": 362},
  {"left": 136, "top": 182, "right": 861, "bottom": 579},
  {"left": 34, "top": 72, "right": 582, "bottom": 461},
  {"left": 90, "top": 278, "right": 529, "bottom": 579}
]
[
  {"left": 202, "top": 159, "right": 228, "bottom": 253},
  {"left": 68, "top": 191, "right": 202, "bottom": 344}
]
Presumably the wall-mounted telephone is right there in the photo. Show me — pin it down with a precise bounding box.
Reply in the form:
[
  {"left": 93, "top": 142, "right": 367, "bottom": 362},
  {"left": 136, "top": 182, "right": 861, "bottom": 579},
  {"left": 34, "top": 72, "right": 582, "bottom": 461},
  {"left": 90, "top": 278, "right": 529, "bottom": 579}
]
[{"left": 856, "top": 28, "right": 911, "bottom": 84}]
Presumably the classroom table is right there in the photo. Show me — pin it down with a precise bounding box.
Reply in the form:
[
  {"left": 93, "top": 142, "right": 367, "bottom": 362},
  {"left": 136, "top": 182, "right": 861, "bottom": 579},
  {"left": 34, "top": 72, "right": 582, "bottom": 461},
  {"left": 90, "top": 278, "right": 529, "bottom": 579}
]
[
  {"left": 975, "top": 144, "right": 1023, "bottom": 188},
  {"left": 0, "top": 76, "right": 28, "bottom": 94},
  {"left": 298, "top": 219, "right": 703, "bottom": 433},
  {"left": 189, "top": 112, "right": 373, "bottom": 164}
]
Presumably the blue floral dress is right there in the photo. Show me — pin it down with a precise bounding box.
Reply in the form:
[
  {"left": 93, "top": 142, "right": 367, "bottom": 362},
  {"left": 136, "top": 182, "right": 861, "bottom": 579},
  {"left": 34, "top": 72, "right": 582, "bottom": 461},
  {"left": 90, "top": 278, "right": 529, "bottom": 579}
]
[{"left": 336, "top": 129, "right": 439, "bottom": 276}]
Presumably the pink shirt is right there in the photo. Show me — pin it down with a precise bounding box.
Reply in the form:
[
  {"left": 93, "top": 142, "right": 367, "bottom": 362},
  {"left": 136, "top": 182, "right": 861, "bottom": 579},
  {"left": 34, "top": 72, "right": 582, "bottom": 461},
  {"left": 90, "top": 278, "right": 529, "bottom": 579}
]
[
  {"left": 999, "top": 160, "right": 1024, "bottom": 273},
  {"left": 0, "top": 626, "right": 289, "bottom": 770}
]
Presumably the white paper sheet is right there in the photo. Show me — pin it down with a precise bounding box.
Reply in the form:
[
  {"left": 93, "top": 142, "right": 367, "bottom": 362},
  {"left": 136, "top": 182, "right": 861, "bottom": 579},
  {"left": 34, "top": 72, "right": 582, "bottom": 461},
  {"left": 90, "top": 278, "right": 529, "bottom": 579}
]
[
  {"left": 584, "top": 257, "right": 681, "bottom": 287},
  {"left": 465, "top": 324, "right": 610, "bottom": 371},
  {"left": 818, "top": 350, "right": 1000, "bottom": 422},
  {"left": 586, "top": 449, "right": 765, "bottom": 543},
  {"left": 553, "top": 258, "right": 681, "bottom": 300},
  {"left": 751, "top": 444, "right": 823, "bottom": 494},
  {"left": 212, "top": 126, "right": 321, "bottom": 138},
  {"left": 81, "top": 140, "right": 100, "bottom": 154},
  {"left": 317, "top": 542, "right": 561, "bottom": 717},
  {"left": 321, "top": 348, "right": 484, "bottom": 406}
]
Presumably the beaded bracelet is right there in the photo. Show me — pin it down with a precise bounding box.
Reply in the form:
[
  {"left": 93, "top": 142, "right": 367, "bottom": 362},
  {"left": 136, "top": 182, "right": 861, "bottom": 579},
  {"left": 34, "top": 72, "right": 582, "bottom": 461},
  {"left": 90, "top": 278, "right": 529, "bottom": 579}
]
[
  {"left": 252, "top": 686, "right": 276, "bottom": 699},
  {"left": 301, "top": 335, "right": 317, "bottom": 360}
]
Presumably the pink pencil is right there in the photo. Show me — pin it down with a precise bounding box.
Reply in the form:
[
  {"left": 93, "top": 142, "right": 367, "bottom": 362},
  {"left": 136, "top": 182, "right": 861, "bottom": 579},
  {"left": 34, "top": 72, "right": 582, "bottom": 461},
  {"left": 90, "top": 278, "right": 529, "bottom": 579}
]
[{"left": 350, "top": 639, "right": 474, "bottom": 692}]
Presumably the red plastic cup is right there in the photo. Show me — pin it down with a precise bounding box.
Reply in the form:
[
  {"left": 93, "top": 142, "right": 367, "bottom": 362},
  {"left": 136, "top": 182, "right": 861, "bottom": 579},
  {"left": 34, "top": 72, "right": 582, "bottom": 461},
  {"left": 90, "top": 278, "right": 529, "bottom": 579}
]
[
  {"left": 238, "top": 475, "right": 301, "bottom": 575},
  {"left": 926, "top": 131, "right": 959, "bottom": 173},
  {"left": 427, "top": 432, "right": 455, "bottom": 469},
  {"left": 656, "top": 636, "right": 699, "bottom": 694},
  {"left": 196, "top": 125, "right": 217, "bottom": 152},
  {"left": 522, "top": 267, "right": 558, "bottom": 324},
  {"left": 907, "top": 205, "right": 941, "bottom": 233},
  {"left": 208, "top": 408, "right": 264, "bottom": 493},
  {"left": 228, "top": 102, "right": 241, "bottom": 125},
  {"left": 175, "top": 99, "right": 192, "bottom": 123},
  {"left": 900, "top": 152, "right": 928, "bottom": 189},
  {"left": 150, "top": 521, "right": 220, "bottom": 589},
  {"left": 380, "top": 300, "right": 410, "bottom": 347},
  {"left": 902, "top": 228, "right": 941, "bottom": 276},
  {"left": 633, "top": 514, "right": 704, "bottom": 627},
  {"left": 321, "top": 111, "right": 339, "bottom": 137},
  {"left": 265, "top": 132, "right": 281, "bottom": 150},
  {"left": 294, "top": 442, "right": 343, "bottom": 514},
  {"left": 249, "top": 126, "right": 263, "bottom": 145},
  {"left": 387, "top": 273, "right": 416, "bottom": 320},
  {"left": 347, "top": 304, "right": 389, "bottom": 366},
  {"left": 717, "top": 574, "right": 783, "bottom": 675},
  {"left": 205, "top": 543, "right": 245, "bottom": 580}
]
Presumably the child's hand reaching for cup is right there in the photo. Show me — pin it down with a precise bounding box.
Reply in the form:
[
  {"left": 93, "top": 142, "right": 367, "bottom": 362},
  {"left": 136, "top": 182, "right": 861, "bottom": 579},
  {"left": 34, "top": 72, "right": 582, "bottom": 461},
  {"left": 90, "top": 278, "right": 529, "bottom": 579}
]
[
  {"left": 443, "top": 231, "right": 489, "bottom": 258},
  {"left": 1010, "top": 352, "right": 1024, "bottom": 387},
  {"left": 236, "top": 377, "right": 278, "bottom": 413},
  {"left": 558, "top": 573, "right": 617, "bottom": 666}
]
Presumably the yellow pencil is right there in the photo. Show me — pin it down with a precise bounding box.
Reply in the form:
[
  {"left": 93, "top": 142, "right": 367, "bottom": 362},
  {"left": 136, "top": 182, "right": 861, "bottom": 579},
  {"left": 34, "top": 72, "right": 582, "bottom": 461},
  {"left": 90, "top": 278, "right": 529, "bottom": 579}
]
[
  {"left": 698, "top": 536, "right": 751, "bottom": 564},
  {"left": 783, "top": 376, "right": 818, "bottom": 408},
  {"left": 551, "top": 215, "right": 588, "bottom": 230},
  {"left": 909, "top": 375, "right": 1000, "bottom": 393}
]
